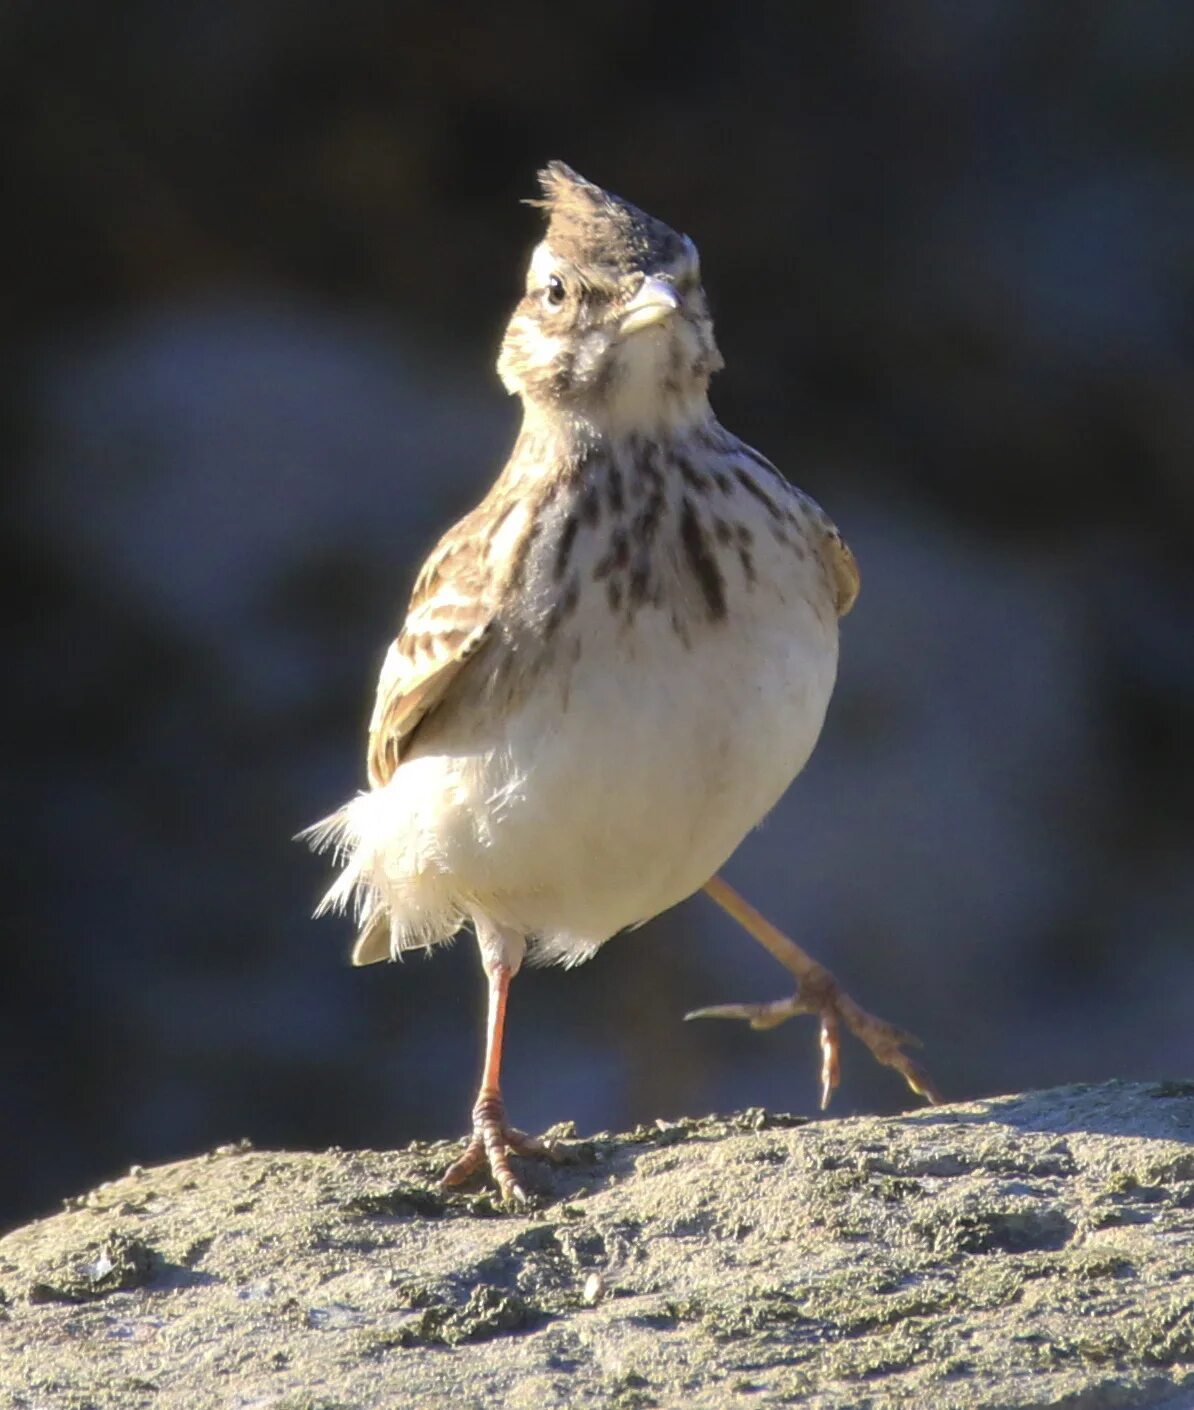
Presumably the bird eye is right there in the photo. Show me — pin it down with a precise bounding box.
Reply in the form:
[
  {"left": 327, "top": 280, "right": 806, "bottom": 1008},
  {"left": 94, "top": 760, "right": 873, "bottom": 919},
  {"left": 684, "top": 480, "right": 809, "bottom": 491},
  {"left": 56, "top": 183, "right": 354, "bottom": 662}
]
[{"left": 544, "top": 274, "right": 567, "bottom": 307}]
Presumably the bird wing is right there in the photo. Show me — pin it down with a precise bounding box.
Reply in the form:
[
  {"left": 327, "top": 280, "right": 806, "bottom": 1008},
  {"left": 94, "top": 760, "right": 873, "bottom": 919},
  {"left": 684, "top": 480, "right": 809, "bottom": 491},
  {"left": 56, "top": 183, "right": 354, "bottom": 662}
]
[
  {"left": 790, "top": 484, "right": 861, "bottom": 619},
  {"left": 365, "top": 512, "right": 499, "bottom": 789},
  {"left": 823, "top": 526, "right": 861, "bottom": 617},
  {"left": 365, "top": 471, "right": 542, "bottom": 788},
  {"left": 731, "top": 437, "right": 860, "bottom": 619}
]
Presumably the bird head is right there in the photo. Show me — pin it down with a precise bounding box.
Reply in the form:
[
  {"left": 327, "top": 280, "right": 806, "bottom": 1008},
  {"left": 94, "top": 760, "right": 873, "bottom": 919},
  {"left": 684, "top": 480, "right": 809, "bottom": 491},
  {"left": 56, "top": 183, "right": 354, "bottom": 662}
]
[{"left": 497, "top": 163, "right": 723, "bottom": 433}]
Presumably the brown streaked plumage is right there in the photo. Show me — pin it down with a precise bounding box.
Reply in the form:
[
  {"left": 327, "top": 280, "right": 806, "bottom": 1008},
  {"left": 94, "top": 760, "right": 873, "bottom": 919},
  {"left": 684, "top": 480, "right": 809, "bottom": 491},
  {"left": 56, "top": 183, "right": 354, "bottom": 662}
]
[{"left": 305, "top": 162, "right": 937, "bottom": 1204}]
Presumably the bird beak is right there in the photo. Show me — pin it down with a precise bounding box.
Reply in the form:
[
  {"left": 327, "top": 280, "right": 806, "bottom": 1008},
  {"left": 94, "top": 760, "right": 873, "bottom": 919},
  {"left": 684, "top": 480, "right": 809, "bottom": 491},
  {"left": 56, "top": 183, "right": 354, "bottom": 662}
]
[{"left": 619, "top": 276, "right": 681, "bottom": 337}]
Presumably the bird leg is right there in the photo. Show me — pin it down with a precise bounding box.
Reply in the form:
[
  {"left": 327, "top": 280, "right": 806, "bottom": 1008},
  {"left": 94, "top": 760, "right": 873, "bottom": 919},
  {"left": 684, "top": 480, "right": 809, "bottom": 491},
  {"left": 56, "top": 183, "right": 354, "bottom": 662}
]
[
  {"left": 688, "top": 874, "right": 942, "bottom": 1109},
  {"left": 441, "top": 961, "right": 551, "bottom": 1203}
]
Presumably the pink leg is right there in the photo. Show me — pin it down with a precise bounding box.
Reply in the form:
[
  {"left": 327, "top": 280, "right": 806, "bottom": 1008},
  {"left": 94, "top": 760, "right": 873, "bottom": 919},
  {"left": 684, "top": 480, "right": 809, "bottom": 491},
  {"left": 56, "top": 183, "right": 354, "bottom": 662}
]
[
  {"left": 441, "top": 962, "right": 551, "bottom": 1203},
  {"left": 690, "top": 875, "right": 942, "bottom": 1109}
]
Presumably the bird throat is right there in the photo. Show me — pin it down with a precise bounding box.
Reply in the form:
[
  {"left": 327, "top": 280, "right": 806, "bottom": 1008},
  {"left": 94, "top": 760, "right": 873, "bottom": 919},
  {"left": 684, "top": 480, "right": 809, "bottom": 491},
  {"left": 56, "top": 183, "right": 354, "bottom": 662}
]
[{"left": 523, "top": 370, "right": 712, "bottom": 456}]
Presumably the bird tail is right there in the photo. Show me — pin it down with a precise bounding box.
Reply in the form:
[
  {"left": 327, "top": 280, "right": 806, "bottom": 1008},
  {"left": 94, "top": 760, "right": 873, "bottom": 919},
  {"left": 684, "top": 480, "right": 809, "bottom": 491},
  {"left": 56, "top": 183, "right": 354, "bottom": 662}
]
[{"left": 350, "top": 908, "right": 393, "bottom": 966}]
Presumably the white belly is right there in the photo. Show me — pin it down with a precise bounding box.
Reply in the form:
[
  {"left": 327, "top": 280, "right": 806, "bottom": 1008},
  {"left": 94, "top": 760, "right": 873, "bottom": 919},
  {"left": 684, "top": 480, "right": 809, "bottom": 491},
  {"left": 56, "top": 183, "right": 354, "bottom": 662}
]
[
  {"left": 356, "top": 563, "right": 837, "bottom": 963},
  {"left": 491, "top": 592, "right": 836, "bottom": 959}
]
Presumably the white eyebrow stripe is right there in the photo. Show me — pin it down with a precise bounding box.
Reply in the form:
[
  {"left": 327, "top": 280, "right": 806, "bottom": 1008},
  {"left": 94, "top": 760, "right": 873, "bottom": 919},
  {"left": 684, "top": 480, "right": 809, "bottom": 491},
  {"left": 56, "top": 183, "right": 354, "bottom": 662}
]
[{"left": 529, "top": 241, "right": 557, "bottom": 284}]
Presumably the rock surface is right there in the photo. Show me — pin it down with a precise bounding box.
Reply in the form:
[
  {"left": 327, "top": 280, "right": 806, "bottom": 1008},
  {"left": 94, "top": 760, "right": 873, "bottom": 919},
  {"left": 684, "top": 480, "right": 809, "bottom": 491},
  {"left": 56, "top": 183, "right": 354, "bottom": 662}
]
[{"left": 2, "top": 1081, "right": 1193, "bottom": 1409}]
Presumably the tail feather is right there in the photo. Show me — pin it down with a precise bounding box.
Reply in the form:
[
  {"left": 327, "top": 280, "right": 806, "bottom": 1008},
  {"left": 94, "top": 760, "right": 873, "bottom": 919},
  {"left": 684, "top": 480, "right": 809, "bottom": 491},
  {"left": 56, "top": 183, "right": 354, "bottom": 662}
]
[{"left": 351, "top": 908, "right": 393, "bottom": 966}]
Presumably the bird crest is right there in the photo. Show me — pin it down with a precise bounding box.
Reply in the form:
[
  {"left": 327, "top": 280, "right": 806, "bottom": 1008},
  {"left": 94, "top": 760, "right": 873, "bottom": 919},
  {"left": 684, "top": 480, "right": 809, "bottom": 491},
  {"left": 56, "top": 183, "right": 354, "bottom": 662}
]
[{"left": 530, "top": 161, "right": 687, "bottom": 274}]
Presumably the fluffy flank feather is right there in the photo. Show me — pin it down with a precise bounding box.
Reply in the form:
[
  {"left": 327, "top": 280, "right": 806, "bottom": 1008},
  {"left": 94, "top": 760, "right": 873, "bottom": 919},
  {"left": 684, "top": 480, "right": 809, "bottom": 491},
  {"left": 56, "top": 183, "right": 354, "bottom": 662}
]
[
  {"left": 302, "top": 788, "right": 466, "bottom": 957},
  {"left": 299, "top": 800, "right": 374, "bottom": 921},
  {"left": 298, "top": 806, "right": 354, "bottom": 869}
]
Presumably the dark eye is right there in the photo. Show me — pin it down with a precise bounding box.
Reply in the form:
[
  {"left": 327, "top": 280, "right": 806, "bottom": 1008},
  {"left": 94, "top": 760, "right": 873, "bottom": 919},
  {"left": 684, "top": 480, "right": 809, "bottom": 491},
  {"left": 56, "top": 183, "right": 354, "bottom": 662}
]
[{"left": 544, "top": 274, "right": 567, "bottom": 307}]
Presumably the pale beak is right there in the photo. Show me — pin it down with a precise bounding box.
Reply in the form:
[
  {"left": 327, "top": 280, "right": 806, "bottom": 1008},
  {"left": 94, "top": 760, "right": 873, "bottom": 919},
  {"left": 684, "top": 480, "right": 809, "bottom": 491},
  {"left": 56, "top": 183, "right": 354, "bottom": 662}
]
[{"left": 619, "top": 276, "right": 681, "bottom": 337}]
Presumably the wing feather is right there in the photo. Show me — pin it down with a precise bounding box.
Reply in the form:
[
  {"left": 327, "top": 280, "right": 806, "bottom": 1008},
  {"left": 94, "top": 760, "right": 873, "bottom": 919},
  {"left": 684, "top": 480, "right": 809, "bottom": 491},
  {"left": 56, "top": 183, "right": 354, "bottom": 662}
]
[
  {"left": 366, "top": 618, "right": 492, "bottom": 787},
  {"left": 824, "top": 528, "right": 860, "bottom": 617},
  {"left": 364, "top": 485, "right": 536, "bottom": 788}
]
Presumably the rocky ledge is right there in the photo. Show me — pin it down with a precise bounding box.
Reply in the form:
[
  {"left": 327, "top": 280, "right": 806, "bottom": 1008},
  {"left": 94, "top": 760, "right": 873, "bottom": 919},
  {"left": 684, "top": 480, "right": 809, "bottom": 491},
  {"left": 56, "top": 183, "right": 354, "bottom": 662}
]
[{"left": 2, "top": 1081, "right": 1193, "bottom": 1409}]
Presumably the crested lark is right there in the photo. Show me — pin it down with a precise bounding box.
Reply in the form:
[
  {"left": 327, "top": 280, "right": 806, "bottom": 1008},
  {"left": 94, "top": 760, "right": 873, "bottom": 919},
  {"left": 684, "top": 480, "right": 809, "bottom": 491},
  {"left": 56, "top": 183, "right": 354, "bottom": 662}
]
[{"left": 307, "top": 163, "right": 938, "bottom": 1202}]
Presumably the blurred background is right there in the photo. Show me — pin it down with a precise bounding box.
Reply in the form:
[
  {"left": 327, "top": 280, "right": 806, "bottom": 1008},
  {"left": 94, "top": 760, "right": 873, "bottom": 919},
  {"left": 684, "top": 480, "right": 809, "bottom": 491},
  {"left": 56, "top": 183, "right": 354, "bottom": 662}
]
[{"left": 5, "top": 1, "right": 1192, "bottom": 1231}]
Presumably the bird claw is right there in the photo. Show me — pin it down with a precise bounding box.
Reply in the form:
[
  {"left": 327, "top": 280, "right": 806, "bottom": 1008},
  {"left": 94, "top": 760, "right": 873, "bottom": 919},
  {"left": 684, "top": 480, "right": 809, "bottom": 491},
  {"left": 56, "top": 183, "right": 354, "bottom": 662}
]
[
  {"left": 685, "top": 997, "right": 801, "bottom": 1031},
  {"left": 686, "top": 970, "right": 942, "bottom": 1110},
  {"left": 440, "top": 1096, "right": 556, "bottom": 1205}
]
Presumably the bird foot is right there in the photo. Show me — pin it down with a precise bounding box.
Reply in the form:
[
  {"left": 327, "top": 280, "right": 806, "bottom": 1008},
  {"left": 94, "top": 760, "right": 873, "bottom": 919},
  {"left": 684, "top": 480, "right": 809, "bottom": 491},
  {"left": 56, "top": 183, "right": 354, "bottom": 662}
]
[
  {"left": 440, "top": 1093, "right": 555, "bottom": 1205},
  {"left": 686, "top": 961, "right": 942, "bottom": 1110}
]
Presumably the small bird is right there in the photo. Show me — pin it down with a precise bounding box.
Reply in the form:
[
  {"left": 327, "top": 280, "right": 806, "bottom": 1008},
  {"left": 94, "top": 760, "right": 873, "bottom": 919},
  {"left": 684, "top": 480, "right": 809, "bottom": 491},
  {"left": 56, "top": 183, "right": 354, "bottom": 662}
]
[{"left": 307, "top": 163, "right": 938, "bottom": 1202}]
